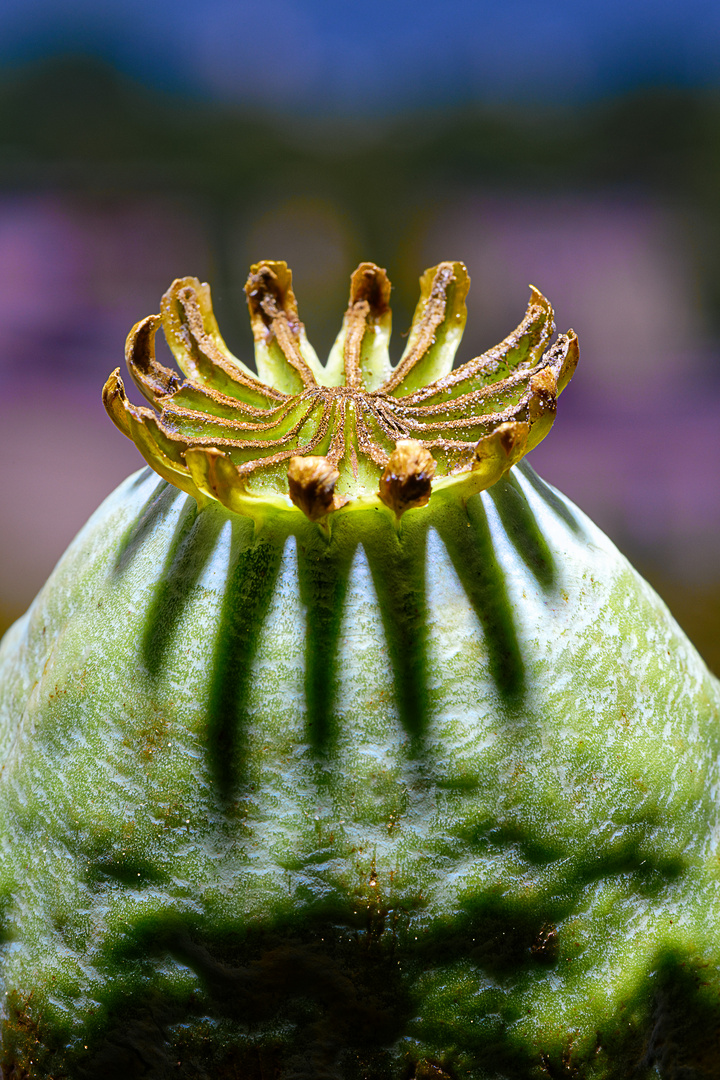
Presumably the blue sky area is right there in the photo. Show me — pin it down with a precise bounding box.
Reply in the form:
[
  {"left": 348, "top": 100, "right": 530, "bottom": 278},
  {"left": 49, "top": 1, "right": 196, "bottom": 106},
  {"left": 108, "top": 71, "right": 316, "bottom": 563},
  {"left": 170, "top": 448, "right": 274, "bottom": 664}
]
[{"left": 1, "top": 0, "right": 719, "bottom": 113}]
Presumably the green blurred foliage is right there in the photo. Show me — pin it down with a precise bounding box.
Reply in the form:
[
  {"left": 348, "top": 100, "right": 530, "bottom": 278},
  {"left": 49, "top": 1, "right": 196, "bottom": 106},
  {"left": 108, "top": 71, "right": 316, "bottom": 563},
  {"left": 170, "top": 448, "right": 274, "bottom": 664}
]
[{"left": 2, "top": 57, "right": 720, "bottom": 348}]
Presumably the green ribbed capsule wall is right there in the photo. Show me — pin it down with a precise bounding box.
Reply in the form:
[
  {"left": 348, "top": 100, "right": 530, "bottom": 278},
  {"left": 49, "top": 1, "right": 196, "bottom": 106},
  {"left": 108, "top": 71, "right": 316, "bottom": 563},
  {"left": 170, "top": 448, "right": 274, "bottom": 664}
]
[{"left": 1, "top": 462, "right": 720, "bottom": 1079}]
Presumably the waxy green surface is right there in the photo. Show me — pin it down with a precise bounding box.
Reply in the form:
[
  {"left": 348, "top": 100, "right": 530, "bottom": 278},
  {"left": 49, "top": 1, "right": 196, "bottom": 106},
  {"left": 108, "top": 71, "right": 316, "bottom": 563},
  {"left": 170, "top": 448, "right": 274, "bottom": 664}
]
[{"left": 1, "top": 463, "right": 720, "bottom": 1078}]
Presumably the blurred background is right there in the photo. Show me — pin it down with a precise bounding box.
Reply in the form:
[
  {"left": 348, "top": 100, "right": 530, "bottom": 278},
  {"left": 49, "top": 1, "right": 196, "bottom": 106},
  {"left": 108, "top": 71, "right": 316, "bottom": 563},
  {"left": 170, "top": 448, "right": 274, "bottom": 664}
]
[{"left": 0, "top": 0, "right": 719, "bottom": 672}]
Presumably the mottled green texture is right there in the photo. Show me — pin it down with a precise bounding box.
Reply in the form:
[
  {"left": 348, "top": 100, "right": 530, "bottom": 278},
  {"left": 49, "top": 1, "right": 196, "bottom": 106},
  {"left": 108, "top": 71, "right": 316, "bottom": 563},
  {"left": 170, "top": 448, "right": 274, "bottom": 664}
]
[{"left": 1, "top": 463, "right": 719, "bottom": 1079}]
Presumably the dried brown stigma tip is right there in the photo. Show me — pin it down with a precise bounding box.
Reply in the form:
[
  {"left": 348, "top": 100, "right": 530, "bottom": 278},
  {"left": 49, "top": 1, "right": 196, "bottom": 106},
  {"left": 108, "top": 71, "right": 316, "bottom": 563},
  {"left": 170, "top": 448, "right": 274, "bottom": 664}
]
[
  {"left": 287, "top": 456, "right": 343, "bottom": 521},
  {"left": 528, "top": 366, "right": 558, "bottom": 421},
  {"left": 243, "top": 261, "right": 317, "bottom": 392},
  {"left": 349, "top": 262, "right": 392, "bottom": 315},
  {"left": 125, "top": 314, "right": 182, "bottom": 404},
  {"left": 244, "top": 262, "right": 298, "bottom": 332},
  {"left": 378, "top": 440, "right": 437, "bottom": 518},
  {"left": 474, "top": 421, "right": 530, "bottom": 475},
  {"left": 102, "top": 368, "right": 132, "bottom": 439}
]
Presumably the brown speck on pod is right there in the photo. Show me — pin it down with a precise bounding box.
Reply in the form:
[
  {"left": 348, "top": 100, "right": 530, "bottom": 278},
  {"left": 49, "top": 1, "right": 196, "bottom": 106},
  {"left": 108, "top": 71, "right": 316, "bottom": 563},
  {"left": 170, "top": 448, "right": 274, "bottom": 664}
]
[
  {"left": 531, "top": 922, "right": 559, "bottom": 962},
  {"left": 413, "top": 1060, "right": 453, "bottom": 1079},
  {"left": 287, "top": 455, "right": 343, "bottom": 521},
  {"left": 378, "top": 439, "right": 436, "bottom": 518}
]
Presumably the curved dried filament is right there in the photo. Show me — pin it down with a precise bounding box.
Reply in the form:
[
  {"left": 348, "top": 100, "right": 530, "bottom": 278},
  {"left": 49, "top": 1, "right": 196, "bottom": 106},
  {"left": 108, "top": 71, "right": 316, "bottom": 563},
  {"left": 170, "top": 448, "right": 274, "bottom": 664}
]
[
  {"left": 400, "top": 287, "right": 555, "bottom": 407},
  {"left": 160, "top": 395, "right": 317, "bottom": 443},
  {"left": 162, "top": 278, "right": 286, "bottom": 408},
  {"left": 245, "top": 262, "right": 320, "bottom": 393},
  {"left": 381, "top": 262, "right": 469, "bottom": 396},
  {"left": 160, "top": 382, "right": 295, "bottom": 423},
  {"left": 341, "top": 263, "right": 393, "bottom": 391},
  {"left": 125, "top": 315, "right": 182, "bottom": 405}
]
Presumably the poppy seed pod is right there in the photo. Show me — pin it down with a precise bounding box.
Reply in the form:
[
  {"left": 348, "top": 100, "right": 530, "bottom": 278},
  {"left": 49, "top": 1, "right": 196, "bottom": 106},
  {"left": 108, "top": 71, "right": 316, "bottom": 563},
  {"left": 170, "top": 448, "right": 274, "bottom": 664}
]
[{"left": 0, "top": 261, "right": 718, "bottom": 1079}]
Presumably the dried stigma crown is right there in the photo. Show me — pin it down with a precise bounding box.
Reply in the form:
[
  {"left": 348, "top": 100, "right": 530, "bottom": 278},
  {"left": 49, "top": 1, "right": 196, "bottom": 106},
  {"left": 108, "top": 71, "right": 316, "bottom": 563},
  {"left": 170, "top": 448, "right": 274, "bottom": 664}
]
[{"left": 103, "top": 261, "right": 578, "bottom": 523}]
